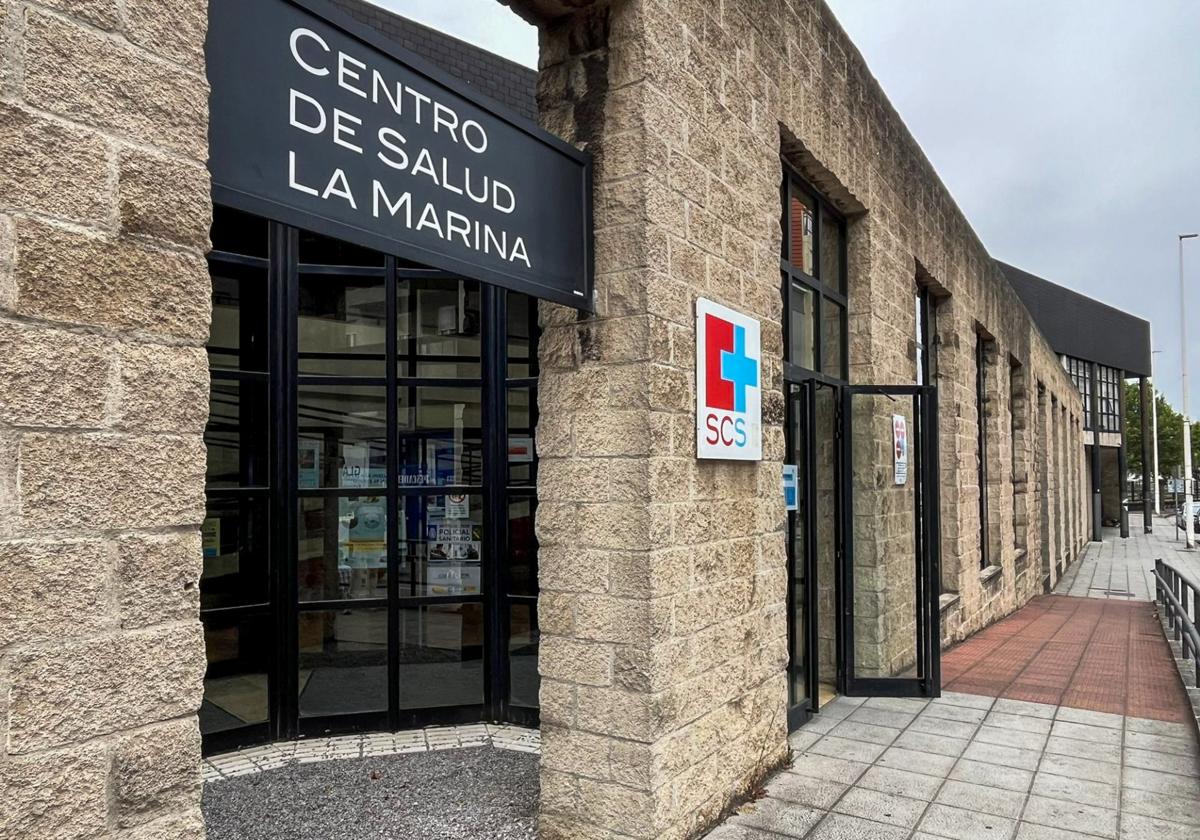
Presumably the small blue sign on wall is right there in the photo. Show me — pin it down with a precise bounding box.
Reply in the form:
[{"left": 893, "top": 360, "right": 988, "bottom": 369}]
[{"left": 782, "top": 464, "right": 799, "bottom": 511}]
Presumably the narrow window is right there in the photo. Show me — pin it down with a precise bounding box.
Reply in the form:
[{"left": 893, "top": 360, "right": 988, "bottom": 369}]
[
  {"left": 976, "top": 332, "right": 990, "bottom": 570},
  {"left": 916, "top": 287, "right": 938, "bottom": 386},
  {"left": 1010, "top": 359, "right": 1028, "bottom": 557}
]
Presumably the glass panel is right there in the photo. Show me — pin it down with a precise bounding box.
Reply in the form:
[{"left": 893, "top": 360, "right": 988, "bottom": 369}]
[
  {"left": 508, "top": 387, "right": 536, "bottom": 486},
  {"left": 298, "top": 228, "right": 384, "bottom": 266},
  {"left": 813, "top": 383, "right": 839, "bottom": 698},
  {"left": 200, "top": 613, "right": 269, "bottom": 734},
  {"left": 507, "top": 292, "right": 537, "bottom": 377},
  {"left": 205, "top": 377, "right": 269, "bottom": 487},
  {"left": 298, "top": 273, "right": 387, "bottom": 376},
  {"left": 208, "top": 263, "right": 268, "bottom": 373},
  {"left": 211, "top": 205, "right": 268, "bottom": 259},
  {"left": 298, "top": 608, "right": 388, "bottom": 717},
  {"left": 397, "top": 494, "right": 485, "bottom": 597},
  {"left": 508, "top": 601, "right": 539, "bottom": 708},
  {"left": 789, "top": 282, "right": 816, "bottom": 370},
  {"left": 297, "top": 386, "right": 387, "bottom": 489},
  {"left": 397, "top": 278, "right": 482, "bottom": 378},
  {"left": 398, "top": 603, "right": 485, "bottom": 709},
  {"left": 850, "top": 393, "right": 920, "bottom": 680},
  {"left": 787, "top": 385, "right": 808, "bottom": 707},
  {"left": 201, "top": 494, "right": 269, "bottom": 609},
  {"left": 508, "top": 496, "right": 537, "bottom": 596},
  {"left": 820, "top": 299, "right": 845, "bottom": 380},
  {"left": 298, "top": 495, "right": 388, "bottom": 602},
  {"left": 397, "top": 387, "right": 483, "bottom": 487},
  {"left": 819, "top": 206, "right": 844, "bottom": 292},
  {"left": 789, "top": 193, "right": 815, "bottom": 276}
]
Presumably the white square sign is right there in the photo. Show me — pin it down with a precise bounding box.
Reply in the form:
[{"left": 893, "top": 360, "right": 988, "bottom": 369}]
[{"left": 695, "top": 298, "right": 762, "bottom": 460}]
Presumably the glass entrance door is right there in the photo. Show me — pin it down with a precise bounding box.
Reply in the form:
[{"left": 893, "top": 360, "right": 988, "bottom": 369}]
[
  {"left": 839, "top": 385, "right": 941, "bottom": 697},
  {"left": 786, "top": 379, "right": 840, "bottom": 729},
  {"left": 200, "top": 207, "right": 540, "bottom": 754}
]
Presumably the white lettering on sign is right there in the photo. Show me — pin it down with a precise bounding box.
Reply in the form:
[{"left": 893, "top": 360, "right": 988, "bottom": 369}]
[{"left": 284, "top": 26, "right": 529, "bottom": 267}]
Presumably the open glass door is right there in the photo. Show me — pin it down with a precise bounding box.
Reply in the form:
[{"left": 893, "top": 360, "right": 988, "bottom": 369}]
[
  {"left": 786, "top": 378, "right": 841, "bottom": 729},
  {"left": 839, "top": 385, "right": 941, "bottom": 697}
]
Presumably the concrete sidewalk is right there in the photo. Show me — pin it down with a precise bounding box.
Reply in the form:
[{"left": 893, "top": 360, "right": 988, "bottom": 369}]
[
  {"left": 705, "top": 523, "right": 1200, "bottom": 839},
  {"left": 710, "top": 692, "right": 1199, "bottom": 840}
]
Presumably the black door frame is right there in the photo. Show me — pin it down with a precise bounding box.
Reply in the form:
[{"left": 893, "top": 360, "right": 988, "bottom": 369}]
[
  {"left": 201, "top": 213, "right": 539, "bottom": 755},
  {"left": 838, "top": 384, "right": 941, "bottom": 698}
]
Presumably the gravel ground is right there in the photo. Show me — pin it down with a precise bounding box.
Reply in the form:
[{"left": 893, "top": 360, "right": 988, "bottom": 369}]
[{"left": 202, "top": 747, "right": 538, "bottom": 840}]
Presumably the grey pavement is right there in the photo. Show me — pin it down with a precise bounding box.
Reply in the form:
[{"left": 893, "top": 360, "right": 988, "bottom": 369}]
[
  {"left": 1055, "top": 517, "right": 1200, "bottom": 601},
  {"left": 708, "top": 693, "right": 1200, "bottom": 840}
]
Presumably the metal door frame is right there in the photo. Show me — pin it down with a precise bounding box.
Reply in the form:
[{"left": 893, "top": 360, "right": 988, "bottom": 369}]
[{"left": 838, "top": 384, "right": 941, "bottom": 698}]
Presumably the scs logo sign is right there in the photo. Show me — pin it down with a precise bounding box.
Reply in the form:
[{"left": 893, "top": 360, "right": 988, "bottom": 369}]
[{"left": 695, "top": 298, "right": 762, "bottom": 460}]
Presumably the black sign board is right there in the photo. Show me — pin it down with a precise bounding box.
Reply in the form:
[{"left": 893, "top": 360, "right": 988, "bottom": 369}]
[{"left": 207, "top": 0, "right": 593, "bottom": 309}]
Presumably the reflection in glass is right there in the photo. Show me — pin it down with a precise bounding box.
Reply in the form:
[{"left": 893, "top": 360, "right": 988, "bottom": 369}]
[
  {"left": 398, "top": 604, "right": 484, "bottom": 709},
  {"left": 788, "top": 385, "right": 808, "bottom": 706},
  {"left": 819, "top": 206, "right": 844, "bottom": 291},
  {"left": 821, "top": 300, "right": 845, "bottom": 380},
  {"left": 205, "top": 377, "right": 269, "bottom": 487},
  {"left": 397, "top": 387, "right": 483, "bottom": 486},
  {"left": 508, "top": 602, "right": 539, "bottom": 707},
  {"left": 201, "top": 613, "right": 270, "bottom": 734},
  {"left": 299, "top": 228, "right": 384, "bottom": 266},
  {"left": 298, "top": 274, "right": 386, "bottom": 376},
  {"left": 397, "top": 278, "right": 481, "bottom": 378},
  {"left": 508, "top": 388, "right": 536, "bottom": 486},
  {"left": 790, "top": 283, "right": 816, "bottom": 370},
  {"left": 508, "top": 497, "right": 537, "bottom": 596},
  {"left": 297, "top": 386, "right": 387, "bottom": 489},
  {"left": 298, "top": 496, "right": 388, "bottom": 602},
  {"left": 789, "top": 193, "right": 815, "bottom": 276},
  {"left": 397, "top": 493, "right": 485, "bottom": 597},
  {"left": 506, "top": 292, "right": 537, "bottom": 377},
  {"left": 211, "top": 205, "right": 269, "bottom": 259},
  {"left": 298, "top": 608, "right": 387, "bottom": 717},
  {"left": 201, "top": 494, "right": 269, "bottom": 609},
  {"left": 850, "top": 395, "right": 919, "bottom": 679},
  {"left": 208, "top": 264, "right": 269, "bottom": 372}
]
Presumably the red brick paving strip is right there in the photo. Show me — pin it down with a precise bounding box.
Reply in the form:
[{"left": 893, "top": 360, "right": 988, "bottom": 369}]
[{"left": 941, "top": 594, "right": 1191, "bottom": 722}]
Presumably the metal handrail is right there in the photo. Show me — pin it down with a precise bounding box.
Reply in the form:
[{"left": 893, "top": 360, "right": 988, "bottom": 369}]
[{"left": 1152, "top": 558, "right": 1200, "bottom": 687}]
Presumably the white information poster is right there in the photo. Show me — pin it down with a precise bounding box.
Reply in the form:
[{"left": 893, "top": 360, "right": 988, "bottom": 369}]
[{"left": 893, "top": 414, "right": 909, "bottom": 486}]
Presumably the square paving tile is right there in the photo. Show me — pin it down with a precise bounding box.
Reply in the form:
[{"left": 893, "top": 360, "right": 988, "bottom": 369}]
[
  {"left": 1021, "top": 794, "right": 1118, "bottom": 839},
  {"left": 832, "top": 786, "right": 927, "bottom": 829},
  {"left": 1119, "top": 786, "right": 1200, "bottom": 826},
  {"left": 1122, "top": 766, "right": 1200, "bottom": 799},
  {"left": 848, "top": 706, "right": 918, "bottom": 730},
  {"left": 922, "top": 703, "right": 990, "bottom": 725},
  {"left": 1031, "top": 771, "right": 1120, "bottom": 809},
  {"left": 992, "top": 698, "right": 1057, "bottom": 719},
  {"left": 1038, "top": 752, "right": 1122, "bottom": 785},
  {"left": 1117, "top": 812, "right": 1196, "bottom": 840},
  {"left": 985, "top": 711, "right": 1054, "bottom": 734},
  {"left": 876, "top": 746, "right": 957, "bottom": 777},
  {"left": 1122, "top": 747, "right": 1200, "bottom": 776},
  {"left": 916, "top": 803, "right": 1016, "bottom": 840},
  {"left": 732, "top": 799, "right": 824, "bottom": 839},
  {"left": 808, "top": 736, "right": 888, "bottom": 764},
  {"left": 974, "top": 725, "right": 1048, "bottom": 752},
  {"left": 788, "top": 754, "right": 871, "bottom": 785},
  {"left": 1053, "top": 707, "right": 1124, "bottom": 730},
  {"left": 892, "top": 730, "right": 970, "bottom": 758},
  {"left": 826, "top": 720, "right": 902, "bottom": 746},
  {"left": 1043, "top": 734, "right": 1122, "bottom": 764},
  {"left": 948, "top": 758, "right": 1034, "bottom": 794},
  {"left": 908, "top": 714, "right": 979, "bottom": 740},
  {"left": 1123, "top": 730, "right": 1195, "bottom": 757},
  {"left": 962, "top": 740, "right": 1043, "bottom": 771},
  {"left": 768, "top": 773, "right": 849, "bottom": 810},
  {"left": 1049, "top": 720, "right": 1123, "bottom": 746},
  {"left": 934, "top": 779, "right": 1027, "bottom": 819},
  {"left": 807, "top": 812, "right": 910, "bottom": 840},
  {"left": 856, "top": 765, "right": 945, "bottom": 801}
]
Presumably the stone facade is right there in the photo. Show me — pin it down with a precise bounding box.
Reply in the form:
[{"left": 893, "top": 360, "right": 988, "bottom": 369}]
[
  {"left": 506, "top": 0, "right": 1088, "bottom": 837},
  {"left": 0, "top": 1, "right": 210, "bottom": 838}
]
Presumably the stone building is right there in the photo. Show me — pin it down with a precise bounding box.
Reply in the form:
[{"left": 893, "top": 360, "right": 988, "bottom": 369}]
[{"left": 0, "top": 1, "right": 1151, "bottom": 839}]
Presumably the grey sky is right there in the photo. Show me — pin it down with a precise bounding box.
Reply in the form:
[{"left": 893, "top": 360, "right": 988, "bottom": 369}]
[{"left": 369, "top": 0, "right": 1200, "bottom": 411}]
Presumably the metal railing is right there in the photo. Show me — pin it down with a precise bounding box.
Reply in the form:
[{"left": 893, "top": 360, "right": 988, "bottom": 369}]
[{"left": 1153, "top": 559, "right": 1200, "bottom": 687}]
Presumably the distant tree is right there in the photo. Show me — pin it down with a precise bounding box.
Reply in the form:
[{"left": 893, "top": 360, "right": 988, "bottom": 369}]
[{"left": 1126, "top": 381, "right": 1199, "bottom": 480}]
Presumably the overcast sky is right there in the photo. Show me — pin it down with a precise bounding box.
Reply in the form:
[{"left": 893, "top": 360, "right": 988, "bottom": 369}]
[{"left": 371, "top": 0, "right": 1200, "bottom": 411}]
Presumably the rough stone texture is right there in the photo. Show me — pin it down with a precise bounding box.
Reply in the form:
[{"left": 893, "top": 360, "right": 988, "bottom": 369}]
[
  {"left": 114, "top": 719, "right": 203, "bottom": 828},
  {"left": 0, "top": 1, "right": 211, "bottom": 837},
  {"left": 509, "top": 0, "right": 1091, "bottom": 837},
  {"left": 118, "top": 148, "right": 212, "bottom": 250}
]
